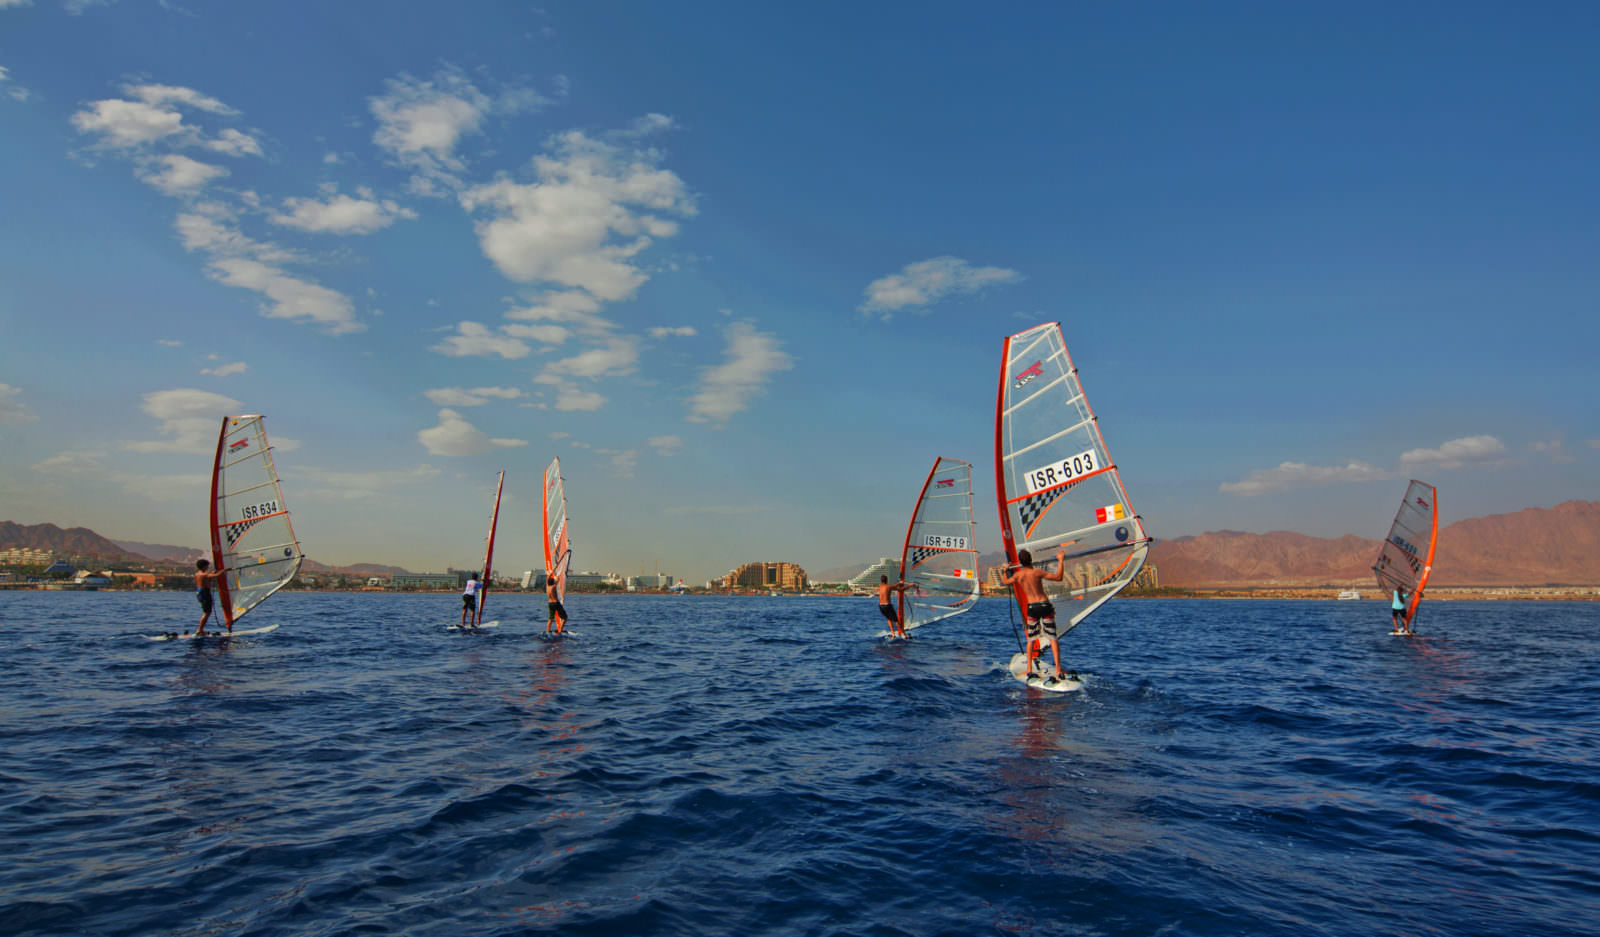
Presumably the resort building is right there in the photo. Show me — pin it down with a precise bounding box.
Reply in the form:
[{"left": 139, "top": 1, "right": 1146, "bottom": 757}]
[
  {"left": 0, "top": 547, "right": 53, "bottom": 565},
  {"left": 847, "top": 558, "right": 900, "bottom": 593},
  {"left": 391, "top": 573, "right": 460, "bottom": 590},
  {"left": 721, "top": 561, "right": 809, "bottom": 593}
]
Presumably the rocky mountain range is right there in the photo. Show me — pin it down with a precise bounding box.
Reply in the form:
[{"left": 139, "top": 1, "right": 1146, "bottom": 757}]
[
  {"left": 3, "top": 521, "right": 413, "bottom": 578},
  {"left": 820, "top": 500, "right": 1600, "bottom": 587}
]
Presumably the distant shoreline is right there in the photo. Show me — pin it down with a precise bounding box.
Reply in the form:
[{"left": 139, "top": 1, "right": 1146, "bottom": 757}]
[{"left": 7, "top": 585, "right": 1597, "bottom": 602}]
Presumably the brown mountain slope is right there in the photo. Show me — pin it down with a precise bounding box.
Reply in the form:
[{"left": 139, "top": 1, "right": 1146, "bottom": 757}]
[
  {"left": 1433, "top": 500, "right": 1600, "bottom": 585},
  {"left": 1, "top": 521, "right": 153, "bottom": 564},
  {"left": 1152, "top": 500, "right": 1600, "bottom": 587}
]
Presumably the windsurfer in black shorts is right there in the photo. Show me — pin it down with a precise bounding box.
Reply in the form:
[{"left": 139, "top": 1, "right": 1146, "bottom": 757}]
[
  {"left": 194, "top": 558, "right": 226, "bottom": 636},
  {"left": 876, "top": 575, "right": 912, "bottom": 639},
  {"left": 546, "top": 573, "right": 567, "bottom": 635},
  {"left": 1001, "top": 545, "right": 1068, "bottom": 680}
]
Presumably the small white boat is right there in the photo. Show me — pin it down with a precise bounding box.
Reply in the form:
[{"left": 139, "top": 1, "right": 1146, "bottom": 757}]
[{"left": 1337, "top": 589, "right": 1361, "bottom": 600}]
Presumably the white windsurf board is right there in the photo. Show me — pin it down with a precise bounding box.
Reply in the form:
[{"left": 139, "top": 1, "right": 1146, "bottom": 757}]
[
  {"left": 147, "top": 623, "right": 280, "bottom": 642},
  {"left": 1007, "top": 652, "right": 1083, "bottom": 693}
]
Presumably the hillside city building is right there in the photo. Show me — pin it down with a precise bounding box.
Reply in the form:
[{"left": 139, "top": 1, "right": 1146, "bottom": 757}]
[{"left": 714, "top": 561, "right": 809, "bottom": 592}]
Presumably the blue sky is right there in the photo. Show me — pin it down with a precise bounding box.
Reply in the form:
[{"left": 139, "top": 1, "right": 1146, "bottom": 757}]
[{"left": 2, "top": 1, "right": 1597, "bottom": 584}]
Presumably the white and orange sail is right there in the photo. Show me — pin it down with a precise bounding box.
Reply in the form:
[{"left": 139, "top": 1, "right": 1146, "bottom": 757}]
[
  {"left": 897, "top": 457, "right": 981, "bottom": 631},
  {"left": 209, "top": 415, "right": 303, "bottom": 626},
  {"left": 994, "top": 323, "right": 1151, "bottom": 638},
  {"left": 1373, "top": 480, "right": 1438, "bottom": 628},
  {"left": 543, "top": 457, "right": 570, "bottom": 604},
  {"left": 475, "top": 470, "right": 505, "bottom": 626}
]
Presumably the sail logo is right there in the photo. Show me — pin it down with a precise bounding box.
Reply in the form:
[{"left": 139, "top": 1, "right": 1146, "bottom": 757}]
[
  {"left": 1415, "top": 496, "right": 1430, "bottom": 509},
  {"left": 1390, "top": 534, "right": 1418, "bottom": 557},
  {"left": 1013, "top": 361, "right": 1044, "bottom": 387},
  {"left": 228, "top": 438, "right": 250, "bottom": 453},
  {"left": 936, "top": 479, "right": 955, "bottom": 488}
]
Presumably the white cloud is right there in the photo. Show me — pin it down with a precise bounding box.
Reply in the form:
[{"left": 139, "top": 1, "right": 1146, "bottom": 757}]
[
  {"left": 0, "top": 64, "right": 30, "bottom": 101},
  {"left": 370, "top": 70, "right": 490, "bottom": 193},
  {"left": 648, "top": 434, "right": 683, "bottom": 456},
  {"left": 538, "top": 336, "right": 639, "bottom": 380},
  {"left": 503, "top": 322, "right": 571, "bottom": 344},
  {"left": 207, "top": 257, "right": 363, "bottom": 335},
  {"left": 71, "top": 83, "right": 242, "bottom": 152},
  {"left": 596, "top": 448, "right": 638, "bottom": 478},
  {"left": 128, "top": 83, "right": 233, "bottom": 114},
  {"left": 138, "top": 153, "right": 228, "bottom": 195},
  {"left": 72, "top": 97, "right": 188, "bottom": 148},
  {"left": 270, "top": 188, "right": 416, "bottom": 235},
  {"left": 200, "top": 361, "right": 247, "bottom": 377},
  {"left": 1219, "top": 461, "right": 1391, "bottom": 496},
  {"left": 552, "top": 388, "right": 606, "bottom": 411},
  {"left": 1221, "top": 433, "right": 1514, "bottom": 496},
  {"left": 32, "top": 450, "right": 107, "bottom": 474},
  {"left": 157, "top": 339, "right": 182, "bottom": 347},
  {"left": 459, "top": 126, "right": 694, "bottom": 303},
  {"left": 860, "top": 256, "right": 1022, "bottom": 316},
  {"left": 174, "top": 208, "right": 297, "bottom": 264},
  {"left": 1398, "top": 435, "right": 1507, "bottom": 471},
  {"left": 505, "top": 289, "right": 612, "bottom": 336},
  {"left": 0, "top": 383, "right": 37, "bottom": 424},
  {"left": 1531, "top": 440, "right": 1577, "bottom": 465},
  {"left": 649, "top": 326, "right": 696, "bottom": 338},
  {"left": 686, "top": 322, "right": 793, "bottom": 425},
  {"left": 205, "top": 128, "right": 262, "bottom": 157},
  {"left": 423, "top": 386, "right": 525, "bottom": 407},
  {"left": 431, "top": 321, "right": 531, "bottom": 359},
  {"left": 417, "top": 409, "right": 528, "bottom": 457},
  {"left": 124, "top": 388, "right": 242, "bottom": 454},
  {"left": 418, "top": 408, "right": 490, "bottom": 456}
]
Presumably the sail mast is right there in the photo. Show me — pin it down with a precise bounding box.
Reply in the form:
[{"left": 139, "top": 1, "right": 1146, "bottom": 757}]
[
  {"left": 476, "top": 470, "right": 505, "bottom": 626},
  {"left": 208, "top": 417, "right": 233, "bottom": 623}
]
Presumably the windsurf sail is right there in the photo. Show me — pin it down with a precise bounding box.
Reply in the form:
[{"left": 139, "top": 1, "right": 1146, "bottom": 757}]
[
  {"left": 994, "top": 323, "right": 1151, "bottom": 643},
  {"left": 543, "top": 457, "right": 570, "bottom": 604},
  {"left": 476, "top": 470, "right": 505, "bottom": 625},
  {"left": 1373, "top": 480, "right": 1438, "bottom": 628},
  {"left": 209, "top": 415, "right": 303, "bottom": 626},
  {"left": 897, "top": 457, "right": 980, "bottom": 631}
]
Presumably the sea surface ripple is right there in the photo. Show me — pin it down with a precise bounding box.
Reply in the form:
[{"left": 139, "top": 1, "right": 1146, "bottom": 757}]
[{"left": 1, "top": 593, "right": 1597, "bottom": 936}]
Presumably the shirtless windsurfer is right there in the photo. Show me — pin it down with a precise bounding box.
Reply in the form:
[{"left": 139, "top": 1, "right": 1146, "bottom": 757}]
[
  {"left": 194, "top": 558, "right": 226, "bottom": 636},
  {"left": 1001, "top": 546, "right": 1068, "bottom": 680},
  {"left": 876, "top": 575, "right": 912, "bottom": 639}
]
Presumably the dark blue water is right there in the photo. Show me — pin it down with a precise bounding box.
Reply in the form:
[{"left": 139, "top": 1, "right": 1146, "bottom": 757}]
[{"left": 1, "top": 593, "right": 1596, "bottom": 936}]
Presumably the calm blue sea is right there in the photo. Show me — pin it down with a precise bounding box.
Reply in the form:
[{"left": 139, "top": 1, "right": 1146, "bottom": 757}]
[{"left": 1, "top": 593, "right": 1596, "bottom": 937}]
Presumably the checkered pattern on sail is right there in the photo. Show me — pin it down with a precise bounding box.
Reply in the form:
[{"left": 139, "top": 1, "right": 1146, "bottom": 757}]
[
  {"left": 908, "top": 545, "right": 938, "bottom": 569},
  {"left": 1017, "top": 486, "right": 1066, "bottom": 537},
  {"left": 223, "top": 517, "right": 261, "bottom": 548}
]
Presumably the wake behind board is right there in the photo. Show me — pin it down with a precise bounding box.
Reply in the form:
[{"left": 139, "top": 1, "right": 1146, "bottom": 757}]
[
  {"left": 147, "top": 623, "right": 280, "bottom": 642},
  {"left": 448, "top": 620, "right": 501, "bottom": 631},
  {"left": 1007, "top": 652, "right": 1083, "bottom": 693},
  {"left": 1390, "top": 630, "right": 1416, "bottom": 637}
]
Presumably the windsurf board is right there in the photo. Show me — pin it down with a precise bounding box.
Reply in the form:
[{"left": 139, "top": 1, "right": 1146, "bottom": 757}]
[{"left": 147, "top": 623, "right": 281, "bottom": 642}]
